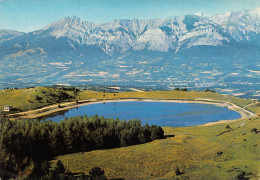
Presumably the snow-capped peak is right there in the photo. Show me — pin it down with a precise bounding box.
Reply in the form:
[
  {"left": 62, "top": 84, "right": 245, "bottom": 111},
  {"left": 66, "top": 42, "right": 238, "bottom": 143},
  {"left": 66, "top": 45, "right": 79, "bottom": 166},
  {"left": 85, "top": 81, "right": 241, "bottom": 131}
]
[
  {"left": 192, "top": 12, "right": 208, "bottom": 17},
  {"left": 210, "top": 7, "right": 260, "bottom": 41},
  {"left": 20, "top": 7, "right": 260, "bottom": 55}
]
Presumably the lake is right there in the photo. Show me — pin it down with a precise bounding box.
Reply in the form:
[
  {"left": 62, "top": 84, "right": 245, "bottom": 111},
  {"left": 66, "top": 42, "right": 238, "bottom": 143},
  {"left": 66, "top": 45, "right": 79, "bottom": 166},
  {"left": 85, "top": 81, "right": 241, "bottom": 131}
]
[{"left": 44, "top": 101, "right": 241, "bottom": 127}]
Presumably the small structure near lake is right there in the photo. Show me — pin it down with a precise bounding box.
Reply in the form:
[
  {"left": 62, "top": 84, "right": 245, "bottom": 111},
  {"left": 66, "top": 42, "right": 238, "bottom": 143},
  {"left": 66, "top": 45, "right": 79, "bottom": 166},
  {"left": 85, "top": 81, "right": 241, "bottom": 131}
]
[{"left": 4, "top": 105, "right": 12, "bottom": 112}]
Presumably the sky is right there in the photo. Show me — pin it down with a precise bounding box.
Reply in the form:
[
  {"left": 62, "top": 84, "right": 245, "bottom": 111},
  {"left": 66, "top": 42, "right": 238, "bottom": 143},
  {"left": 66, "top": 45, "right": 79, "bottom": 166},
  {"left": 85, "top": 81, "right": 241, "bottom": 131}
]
[{"left": 0, "top": 0, "right": 259, "bottom": 32}]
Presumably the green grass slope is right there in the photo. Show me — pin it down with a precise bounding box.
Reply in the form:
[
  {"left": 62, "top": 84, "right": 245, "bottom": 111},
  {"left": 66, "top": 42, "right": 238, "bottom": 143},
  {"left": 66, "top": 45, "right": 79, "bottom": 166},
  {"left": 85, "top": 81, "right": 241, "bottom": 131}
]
[
  {"left": 78, "top": 90, "right": 254, "bottom": 107},
  {"left": 54, "top": 117, "right": 260, "bottom": 179},
  {"left": 0, "top": 87, "right": 76, "bottom": 113}
]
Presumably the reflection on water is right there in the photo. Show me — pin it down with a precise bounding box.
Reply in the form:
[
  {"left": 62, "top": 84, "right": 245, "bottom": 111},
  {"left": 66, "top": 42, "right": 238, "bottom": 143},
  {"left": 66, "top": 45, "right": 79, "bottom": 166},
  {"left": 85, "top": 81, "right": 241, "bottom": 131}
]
[{"left": 43, "top": 101, "right": 241, "bottom": 127}]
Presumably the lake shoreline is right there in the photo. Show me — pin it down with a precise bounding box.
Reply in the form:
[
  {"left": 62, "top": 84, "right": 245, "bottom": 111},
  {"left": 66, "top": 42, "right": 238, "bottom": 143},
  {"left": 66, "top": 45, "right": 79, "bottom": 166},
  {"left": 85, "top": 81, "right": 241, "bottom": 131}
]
[{"left": 8, "top": 98, "right": 257, "bottom": 126}]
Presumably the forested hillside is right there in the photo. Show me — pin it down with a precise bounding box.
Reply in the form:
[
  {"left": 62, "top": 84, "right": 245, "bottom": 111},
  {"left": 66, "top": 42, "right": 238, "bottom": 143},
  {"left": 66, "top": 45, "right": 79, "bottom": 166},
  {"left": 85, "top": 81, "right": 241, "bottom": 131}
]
[{"left": 0, "top": 115, "right": 164, "bottom": 178}]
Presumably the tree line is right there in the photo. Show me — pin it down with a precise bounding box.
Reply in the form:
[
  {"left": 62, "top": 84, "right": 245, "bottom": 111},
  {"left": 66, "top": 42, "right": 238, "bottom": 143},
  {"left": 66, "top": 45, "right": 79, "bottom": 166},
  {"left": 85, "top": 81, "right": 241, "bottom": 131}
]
[{"left": 0, "top": 115, "right": 164, "bottom": 176}]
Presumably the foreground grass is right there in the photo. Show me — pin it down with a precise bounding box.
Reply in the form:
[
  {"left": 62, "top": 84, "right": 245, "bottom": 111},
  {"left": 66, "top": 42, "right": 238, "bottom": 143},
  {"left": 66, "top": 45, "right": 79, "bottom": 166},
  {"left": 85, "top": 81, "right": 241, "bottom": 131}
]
[{"left": 54, "top": 117, "right": 260, "bottom": 179}]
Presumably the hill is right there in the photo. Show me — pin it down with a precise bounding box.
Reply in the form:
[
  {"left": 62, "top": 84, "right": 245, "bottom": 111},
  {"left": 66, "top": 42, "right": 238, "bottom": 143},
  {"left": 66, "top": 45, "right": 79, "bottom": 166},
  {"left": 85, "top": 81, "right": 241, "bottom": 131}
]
[
  {"left": 54, "top": 116, "right": 260, "bottom": 179},
  {"left": 0, "top": 87, "right": 77, "bottom": 113}
]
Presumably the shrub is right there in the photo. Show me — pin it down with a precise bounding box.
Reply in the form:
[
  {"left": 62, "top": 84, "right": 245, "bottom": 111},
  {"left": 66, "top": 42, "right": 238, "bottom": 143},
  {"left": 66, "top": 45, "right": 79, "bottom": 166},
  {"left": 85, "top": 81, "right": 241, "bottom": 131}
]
[
  {"left": 35, "top": 95, "right": 42, "bottom": 100},
  {"left": 251, "top": 128, "right": 258, "bottom": 133},
  {"left": 226, "top": 125, "right": 231, "bottom": 129},
  {"left": 89, "top": 167, "right": 107, "bottom": 180},
  {"left": 175, "top": 167, "right": 181, "bottom": 175}
]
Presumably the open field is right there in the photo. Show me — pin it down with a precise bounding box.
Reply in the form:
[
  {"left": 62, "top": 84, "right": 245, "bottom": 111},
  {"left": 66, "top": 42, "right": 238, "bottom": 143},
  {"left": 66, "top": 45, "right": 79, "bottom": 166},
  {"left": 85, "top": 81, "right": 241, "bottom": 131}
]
[{"left": 54, "top": 116, "right": 260, "bottom": 179}]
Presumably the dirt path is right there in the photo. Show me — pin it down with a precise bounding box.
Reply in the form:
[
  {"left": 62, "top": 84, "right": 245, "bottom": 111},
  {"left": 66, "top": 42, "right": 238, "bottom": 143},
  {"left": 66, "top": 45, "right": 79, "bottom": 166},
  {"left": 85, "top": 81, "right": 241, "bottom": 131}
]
[
  {"left": 129, "top": 88, "right": 145, "bottom": 92},
  {"left": 7, "top": 99, "right": 97, "bottom": 119}
]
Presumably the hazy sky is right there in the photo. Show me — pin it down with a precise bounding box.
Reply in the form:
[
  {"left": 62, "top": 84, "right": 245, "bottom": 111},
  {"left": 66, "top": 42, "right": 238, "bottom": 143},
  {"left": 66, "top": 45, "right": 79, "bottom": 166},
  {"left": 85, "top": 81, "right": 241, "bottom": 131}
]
[{"left": 0, "top": 0, "right": 259, "bottom": 32}]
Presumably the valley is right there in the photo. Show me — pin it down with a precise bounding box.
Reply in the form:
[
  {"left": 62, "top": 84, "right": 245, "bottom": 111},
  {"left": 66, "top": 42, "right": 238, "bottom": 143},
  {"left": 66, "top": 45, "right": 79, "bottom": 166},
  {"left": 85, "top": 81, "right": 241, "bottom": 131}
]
[{"left": 0, "top": 8, "right": 259, "bottom": 99}]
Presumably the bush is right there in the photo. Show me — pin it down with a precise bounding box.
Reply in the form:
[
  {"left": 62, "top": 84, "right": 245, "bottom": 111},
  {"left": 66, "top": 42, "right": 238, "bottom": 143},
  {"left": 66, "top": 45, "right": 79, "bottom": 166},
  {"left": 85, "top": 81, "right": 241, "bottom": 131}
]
[
  {"left": 251, "top": 128, "right": 258, "bottom": 133},
  {"left": 175, "top": 167, "right": 181, "bottom": 175},
  {"left": 55, "top": 160, "right": 65, "bottom": 174},
  {"left": 35, "top": 95, "right": 42, "bottom": 100},
  {"left": 89, "top": 167, "right": 107, "bottom": 180},
  {"left": 226, "top": 125, "right": 231, "bottom": 129},
  {"left": 204, "top": 88, "right": 216, "bottom": 93}
]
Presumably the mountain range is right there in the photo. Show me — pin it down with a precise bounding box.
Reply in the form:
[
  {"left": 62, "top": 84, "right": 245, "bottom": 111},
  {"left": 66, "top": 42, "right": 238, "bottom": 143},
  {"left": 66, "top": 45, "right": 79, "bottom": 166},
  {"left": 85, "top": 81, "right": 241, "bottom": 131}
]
[{"left": 0, "top": 7, "right": 259, "bottom": 98}]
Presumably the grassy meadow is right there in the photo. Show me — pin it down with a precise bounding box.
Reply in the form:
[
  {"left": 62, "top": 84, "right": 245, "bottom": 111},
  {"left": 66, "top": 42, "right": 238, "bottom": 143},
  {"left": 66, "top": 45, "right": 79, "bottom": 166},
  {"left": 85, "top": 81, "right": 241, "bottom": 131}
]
[
  {"left": 0, "top": 87, "right": 76, "bottom": 113},
  {"left": 54, "top": 116, "right": 260, "bottom": 179}
]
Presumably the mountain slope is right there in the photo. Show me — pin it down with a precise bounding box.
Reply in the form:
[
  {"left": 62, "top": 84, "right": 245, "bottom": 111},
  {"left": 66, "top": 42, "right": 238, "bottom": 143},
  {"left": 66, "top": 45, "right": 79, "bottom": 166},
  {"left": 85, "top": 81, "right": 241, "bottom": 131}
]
[
  {"left": 0, "top": 7, "right": 259, "bottom": 97},
  {"left": 0, "top": 30, "right": 24, "bottom": 43},
  {"left": 1, "top": 7, "right": 259, "bottom": 56},
  {"left": 210, "top": 7, "right": 260, "bottom": 41}
]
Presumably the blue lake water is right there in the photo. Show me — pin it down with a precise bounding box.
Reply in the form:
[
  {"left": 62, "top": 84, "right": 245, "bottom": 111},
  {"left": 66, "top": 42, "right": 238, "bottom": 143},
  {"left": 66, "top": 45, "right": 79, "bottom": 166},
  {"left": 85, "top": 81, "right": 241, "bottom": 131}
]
[{"left": 44, "top": 101, "right": 241, "bottom": 127}]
